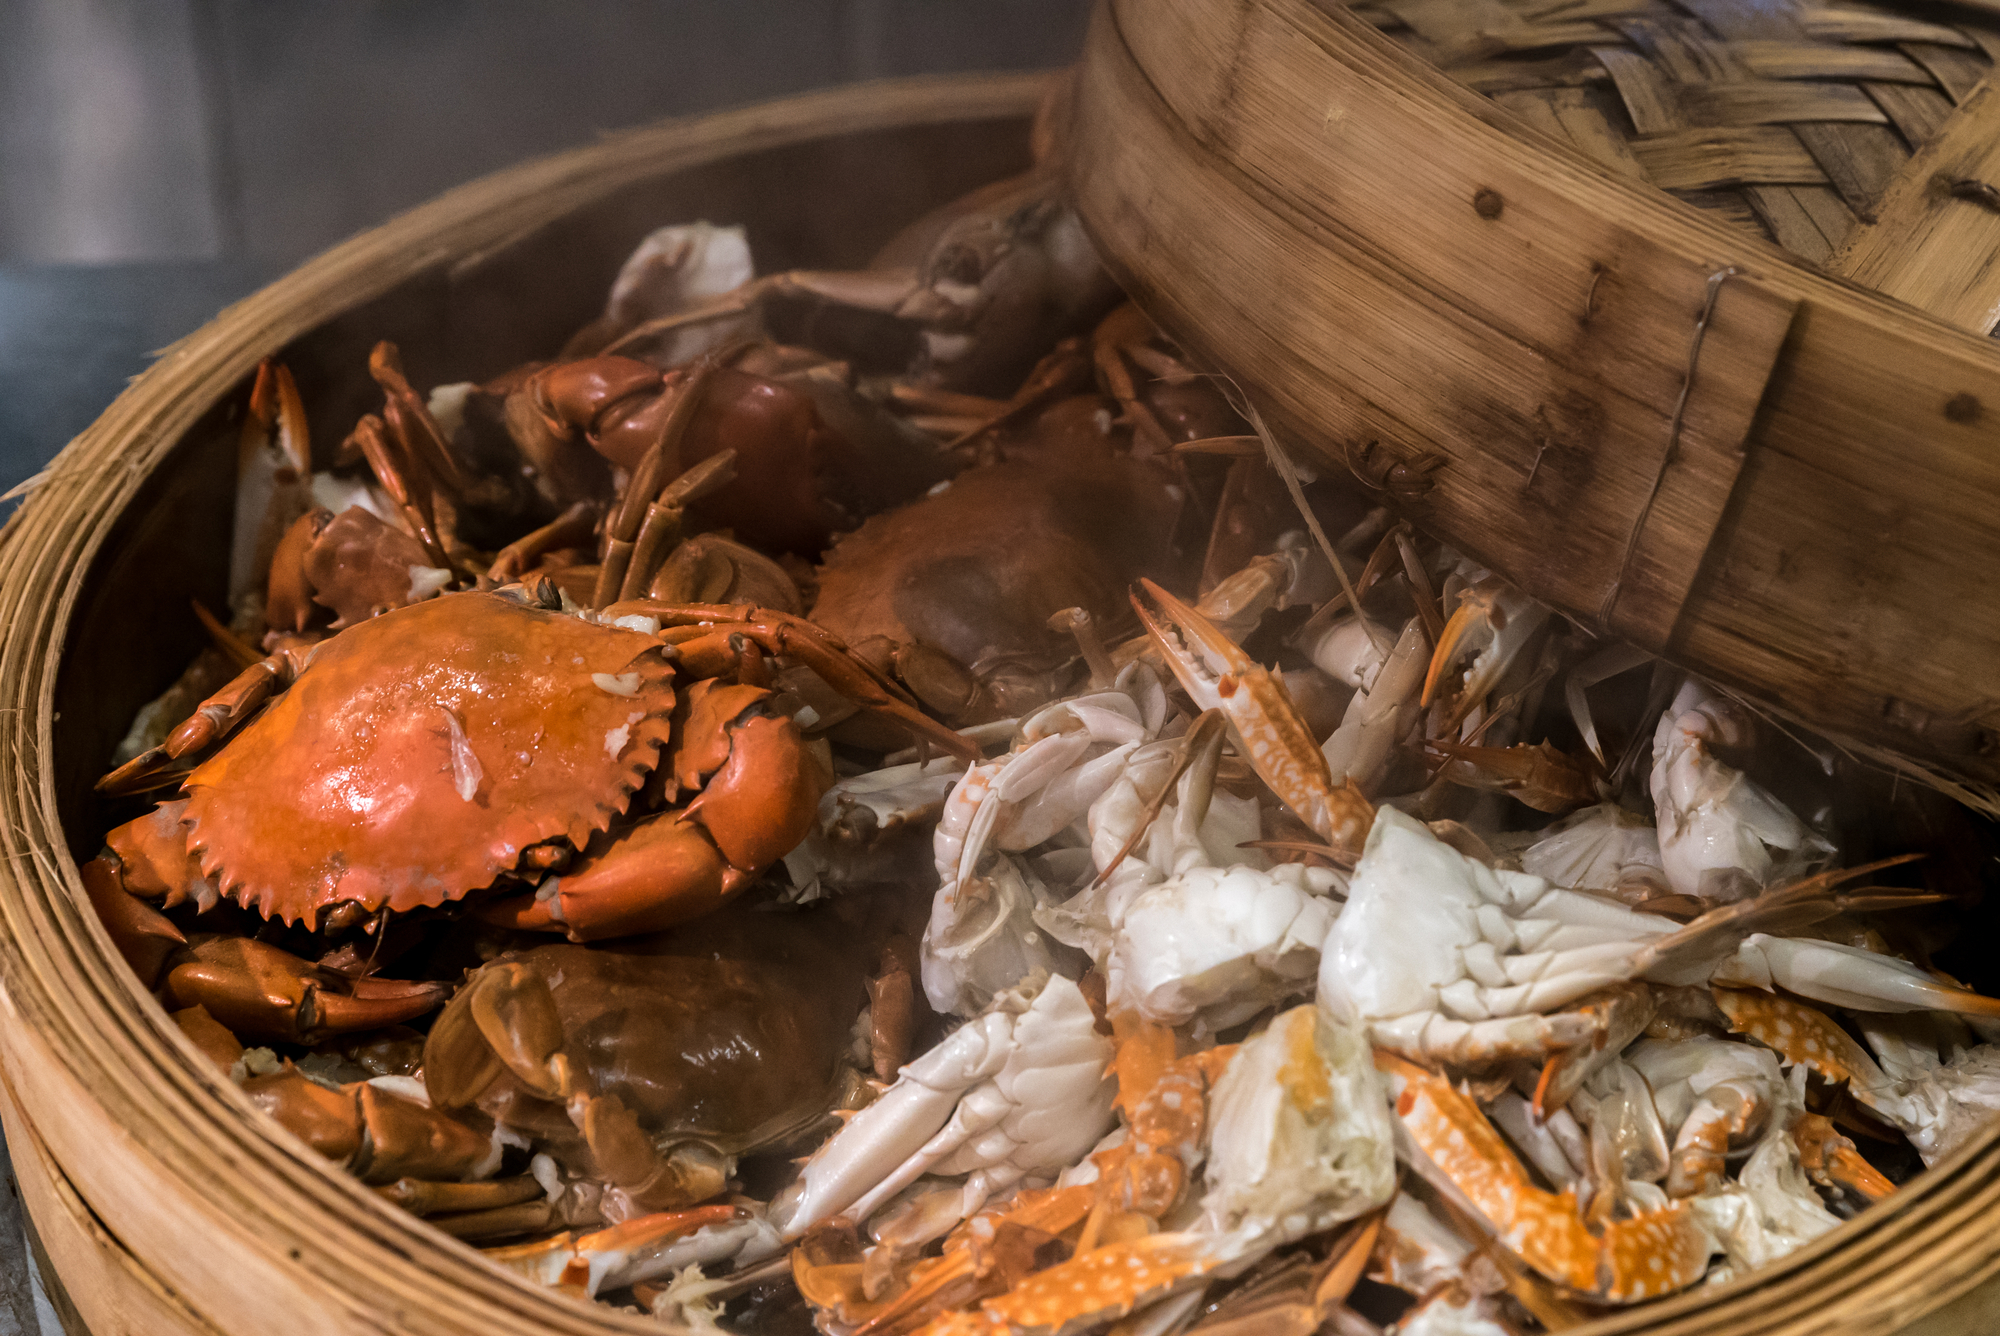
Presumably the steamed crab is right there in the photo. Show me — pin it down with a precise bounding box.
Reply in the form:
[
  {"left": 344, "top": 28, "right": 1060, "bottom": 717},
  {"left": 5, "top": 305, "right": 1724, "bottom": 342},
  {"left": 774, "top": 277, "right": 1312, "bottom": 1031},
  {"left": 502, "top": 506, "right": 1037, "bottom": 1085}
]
[
  {"left": 425, "top": 896, "right": 918, "bottom": 1226},
  {"left": 88, "top": 582, "right": 972, "bottom": 1037}
]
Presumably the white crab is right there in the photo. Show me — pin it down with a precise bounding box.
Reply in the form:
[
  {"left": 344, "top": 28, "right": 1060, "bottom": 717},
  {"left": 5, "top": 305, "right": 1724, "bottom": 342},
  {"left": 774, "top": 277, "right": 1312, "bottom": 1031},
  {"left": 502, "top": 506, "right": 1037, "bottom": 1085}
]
[
  {"left": 1682, "top": 1069, "right": 1843, "bottom": 1278},
  {"left": 1850, "top": 1016, "right": 2000, "bottom": 1165},
  {"left": 920, "top": 667, "right": 1169, "bottom": 1015},
  {"left": 1319, "top": 807, "right": 1996, "bottom": 1066},
  {"left": 1517, "top": 802, "right": 1669, "bottom": 905},
  {"left": 1038, "top": 720, "right": 1342, "bottom": 1032},
  {"left": 772, "top": 971, "right": 1115, "bottom": 1240},
  {"left": 1650, "top": 681, "right": 1832, "bottom": 904}
]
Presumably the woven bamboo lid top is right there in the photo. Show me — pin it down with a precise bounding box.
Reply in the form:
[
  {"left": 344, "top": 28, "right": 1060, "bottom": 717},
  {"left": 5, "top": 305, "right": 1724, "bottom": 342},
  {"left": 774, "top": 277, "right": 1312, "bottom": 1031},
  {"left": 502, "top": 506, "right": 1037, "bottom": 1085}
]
[{"left": 1356, "top": 0, "right": 2000, "bottom": 270}]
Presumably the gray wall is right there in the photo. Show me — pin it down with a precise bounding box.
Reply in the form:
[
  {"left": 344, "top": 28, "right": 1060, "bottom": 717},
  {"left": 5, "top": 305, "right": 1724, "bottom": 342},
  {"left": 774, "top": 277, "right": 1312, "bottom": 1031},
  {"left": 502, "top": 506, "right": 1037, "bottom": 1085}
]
[{"left": 0, "top": 0, "right": 1092, "bottom": 496}]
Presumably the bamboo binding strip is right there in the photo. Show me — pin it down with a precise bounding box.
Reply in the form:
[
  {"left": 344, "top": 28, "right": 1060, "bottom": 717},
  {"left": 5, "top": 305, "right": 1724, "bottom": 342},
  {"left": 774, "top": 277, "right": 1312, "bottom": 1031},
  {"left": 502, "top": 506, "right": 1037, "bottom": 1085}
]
[
  {"left": 0, "top": 74, "right": 1046, "bottom": 1336},
  {"left": 1067, "top": 0, "right": 2000, "bottom": 819}
]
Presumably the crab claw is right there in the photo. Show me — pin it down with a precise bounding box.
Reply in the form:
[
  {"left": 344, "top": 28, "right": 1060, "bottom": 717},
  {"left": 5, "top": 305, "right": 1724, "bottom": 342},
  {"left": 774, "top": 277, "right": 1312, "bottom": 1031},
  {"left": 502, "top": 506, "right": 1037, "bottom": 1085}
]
[
  {"left": 478, "top": 683, "right": 825, "bottom": 942},
  {"left": 1793, "top": 1113, "right": 1894, "bottom": 1204},
  {"left": 163, "top": 936, "right": 447, "bottom": 1045},
  {"left": 1131, "top": 578, "right": 1372, "bottom": 858},
  {"left": 425, "top": 963, "right": 733, "bottom": 1213},
  {"left": 241, "top": 1065, "right": 495, "bottom": 1183},
  {"left": 80, "top": 856, "right": 186, "bottom": 987},
  {"left": 485, "top": 1204, "right": 761, "bottom": 1297},
  {"left": 1422, "top": 579, "right": 1551, "bottom": 719}
]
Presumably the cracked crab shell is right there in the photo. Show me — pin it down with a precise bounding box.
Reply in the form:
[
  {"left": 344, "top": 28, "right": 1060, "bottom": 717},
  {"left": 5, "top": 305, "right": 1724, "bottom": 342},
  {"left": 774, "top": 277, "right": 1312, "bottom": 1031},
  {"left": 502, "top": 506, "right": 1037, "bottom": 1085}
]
[{"left": 181, "top": 592, "right": 677, "bottom": 924}]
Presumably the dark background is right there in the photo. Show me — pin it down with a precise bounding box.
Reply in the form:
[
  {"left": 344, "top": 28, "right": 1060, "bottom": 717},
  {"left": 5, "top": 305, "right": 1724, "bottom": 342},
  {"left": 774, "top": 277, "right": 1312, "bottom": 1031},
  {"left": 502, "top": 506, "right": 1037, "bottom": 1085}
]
[{"left": 0, "top": 0, "right": 1094, "bottom": 502}]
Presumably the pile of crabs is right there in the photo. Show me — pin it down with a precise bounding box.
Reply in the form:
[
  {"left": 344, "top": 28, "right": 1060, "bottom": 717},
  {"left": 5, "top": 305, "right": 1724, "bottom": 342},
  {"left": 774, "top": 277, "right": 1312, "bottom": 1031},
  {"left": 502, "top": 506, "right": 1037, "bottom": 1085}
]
[{"left": 87, "top": 124, "right": 2000, "bottom": 1336}]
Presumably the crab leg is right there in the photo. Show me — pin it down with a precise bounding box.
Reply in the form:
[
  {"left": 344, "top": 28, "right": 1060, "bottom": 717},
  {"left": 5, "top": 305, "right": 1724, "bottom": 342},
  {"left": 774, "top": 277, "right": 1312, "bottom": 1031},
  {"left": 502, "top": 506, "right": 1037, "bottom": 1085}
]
[
  {"left": 241, "top": 1065, "right": 496, "bottom": 1183},
  {"left": 608, "top": 598, "right": 981, "bottom": 761},
  {"left": 97, "top": 639, "right": 314, "bottom": 794},
  {"left": 368, "top": 341, "right": 466, "bottom": 496},
  {"left": 423, "top": 963, "right": 735, "bottom": 1211},
  {"left": 1530, "top": 981, "right": 1657, "bottom": 1117},
  {"left": 594, "top": 359, "right": 723, "bottom": 606},
  {"left": 1378, "top": 1052, "right": 1712, "bottom": 1303},
  {"left": 230, "top": 358, "right": 312, "bottom": 607},
  {"left": 487, "top": 500, "right": 599, "bottom": 584},
  {"left": 621, "top": 447, "right": 740, "bottom": 602},
  {"left": 485, "top": 1203, "right": 755, "bottom": 1297},
  {"left": 1131, "top": 578, "right": 1373, "bottom": 859},
  {"left": 1424, "top": 739, "right": 1601, "bottom": 815},
  {"left": 350, "top": 414, "right": 454, "bottom": 572},
  {"left": 79, "top": 857, "right": 185, "bottom": 986},
  {"left": 1792, "top": 1113, "right": 1894, "bottom": 1204}
]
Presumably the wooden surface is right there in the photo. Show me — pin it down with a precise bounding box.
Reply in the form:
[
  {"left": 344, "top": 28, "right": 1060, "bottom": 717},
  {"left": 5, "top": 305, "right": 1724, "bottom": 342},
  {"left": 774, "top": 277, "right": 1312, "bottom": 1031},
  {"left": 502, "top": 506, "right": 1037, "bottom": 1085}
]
[
  {"left": 0, "top": 72, "right": 1046, "bottom": 1336},
  {"left": 1069, "top": 0, "right": 2000, "bottom": 815}
]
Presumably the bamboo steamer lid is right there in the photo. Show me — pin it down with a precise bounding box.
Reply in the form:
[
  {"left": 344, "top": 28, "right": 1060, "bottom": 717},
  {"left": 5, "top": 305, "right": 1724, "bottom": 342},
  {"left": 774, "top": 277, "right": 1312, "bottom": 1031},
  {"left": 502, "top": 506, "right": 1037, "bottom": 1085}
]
[
  {"left": 1066, "top": 0, "right": 2000, "bottom": 815},
  {"left": 0, "top": 74, "right": 1046, "bottom": 1336}
]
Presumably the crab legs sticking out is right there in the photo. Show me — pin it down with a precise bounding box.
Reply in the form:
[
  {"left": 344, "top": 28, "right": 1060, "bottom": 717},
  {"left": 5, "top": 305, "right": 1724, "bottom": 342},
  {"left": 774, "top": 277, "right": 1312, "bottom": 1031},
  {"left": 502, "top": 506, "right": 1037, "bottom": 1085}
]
[
  {"left": 488, "top": 1204, "right": 778, "bottom": 1299},
  {"left": 425, "top": 939, "right": 872, "bottom": 1219},
  {"left": 1132, "top": 578, "right": 1374, "bottom": 860},
  {"left": 1379, "top": 1052, "right": 1713, "bottom": 1303},
  {"left": 230, "top": 358, "right": 312, "bottom": 609}
]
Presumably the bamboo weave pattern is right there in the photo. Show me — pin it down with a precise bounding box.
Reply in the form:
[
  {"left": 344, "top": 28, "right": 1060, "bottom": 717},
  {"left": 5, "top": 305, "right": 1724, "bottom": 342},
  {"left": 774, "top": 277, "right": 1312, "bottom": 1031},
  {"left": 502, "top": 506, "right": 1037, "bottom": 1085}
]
[{"left": 1353, "top": 0, "right": 1999, "bottom": 262}]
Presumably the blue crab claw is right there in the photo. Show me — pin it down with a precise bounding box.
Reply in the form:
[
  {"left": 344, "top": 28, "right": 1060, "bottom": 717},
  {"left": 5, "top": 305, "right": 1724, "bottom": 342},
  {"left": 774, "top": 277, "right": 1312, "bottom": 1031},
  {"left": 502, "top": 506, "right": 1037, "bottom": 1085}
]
[
  {"left": 1131, "top": 579, "right": 1373, "bottom": 858},
  {"left": 1421, "top": 579, "right": 1552, "bottom": 722}
]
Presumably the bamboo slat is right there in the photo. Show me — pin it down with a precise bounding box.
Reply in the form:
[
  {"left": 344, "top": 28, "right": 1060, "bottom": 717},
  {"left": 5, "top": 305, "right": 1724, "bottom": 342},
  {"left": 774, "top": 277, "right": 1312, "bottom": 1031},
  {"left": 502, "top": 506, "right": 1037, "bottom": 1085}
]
[
  {"left": 1360, "top": 0, "right": 2000, "bottom": 262},
  {"left": 0, "top": 73, "right": 1047, "bottom": 1336}
]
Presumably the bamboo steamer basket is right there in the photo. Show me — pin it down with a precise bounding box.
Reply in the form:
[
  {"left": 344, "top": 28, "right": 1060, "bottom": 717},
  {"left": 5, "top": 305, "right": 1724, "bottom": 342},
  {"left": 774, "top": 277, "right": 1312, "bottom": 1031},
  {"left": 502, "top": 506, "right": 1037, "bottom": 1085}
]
[
  {"left": 1066, "top": 0, "right": 2000, "bottom": 815},
  {"left": 0, "top": 73, "right": 1046, "bottom": 1336}
]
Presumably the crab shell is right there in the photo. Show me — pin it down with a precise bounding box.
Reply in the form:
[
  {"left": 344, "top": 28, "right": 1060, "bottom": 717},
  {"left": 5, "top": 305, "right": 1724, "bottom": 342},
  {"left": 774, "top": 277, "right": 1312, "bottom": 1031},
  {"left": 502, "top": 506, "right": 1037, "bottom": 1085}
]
[{"left": 181, "top": 592, "right": 678, "bottom": 925}]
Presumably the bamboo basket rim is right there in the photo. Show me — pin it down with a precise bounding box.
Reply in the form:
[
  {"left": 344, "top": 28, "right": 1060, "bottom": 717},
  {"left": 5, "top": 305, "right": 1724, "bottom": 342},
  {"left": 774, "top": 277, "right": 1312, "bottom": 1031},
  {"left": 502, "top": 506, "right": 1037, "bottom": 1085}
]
[
  {"left": 0, "top": 70, "right": 1050, "bottom": 1336},
  {"left": 1066, "top": 2, "right": 2000, "bottom": 1332}
]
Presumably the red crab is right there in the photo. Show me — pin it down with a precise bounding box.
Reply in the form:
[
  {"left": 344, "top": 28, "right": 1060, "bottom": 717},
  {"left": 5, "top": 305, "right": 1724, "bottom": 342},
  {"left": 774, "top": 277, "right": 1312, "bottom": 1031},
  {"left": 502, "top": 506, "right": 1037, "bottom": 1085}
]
[{"left": 89, "top": 586, "right": 973, "bottom": 1038}]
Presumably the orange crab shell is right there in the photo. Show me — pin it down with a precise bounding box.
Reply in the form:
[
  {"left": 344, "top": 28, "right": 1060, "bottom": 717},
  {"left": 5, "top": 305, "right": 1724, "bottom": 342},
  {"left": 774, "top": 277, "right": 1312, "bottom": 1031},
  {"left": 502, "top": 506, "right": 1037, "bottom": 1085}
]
[{"left": 181, "top": 592, "right": 678, "bottom": 925}]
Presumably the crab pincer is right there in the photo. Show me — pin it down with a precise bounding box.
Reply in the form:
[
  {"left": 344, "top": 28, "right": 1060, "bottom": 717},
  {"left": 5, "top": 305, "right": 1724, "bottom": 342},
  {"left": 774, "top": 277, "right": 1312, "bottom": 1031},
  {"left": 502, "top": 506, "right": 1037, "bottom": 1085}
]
[
  {"left": 1131, "top": 578, "right": 1373, "bottom": 860},
  {"left": 1421, "top": 578, "right": 1551, "bottom": 726}
]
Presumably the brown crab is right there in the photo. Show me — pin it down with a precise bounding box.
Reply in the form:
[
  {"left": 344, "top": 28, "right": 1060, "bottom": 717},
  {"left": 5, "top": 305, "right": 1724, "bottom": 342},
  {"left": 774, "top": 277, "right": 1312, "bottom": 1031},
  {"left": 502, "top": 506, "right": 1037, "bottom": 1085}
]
[
  {"left": 808, "top": 429, "right": 1185, "bottom": 725},
  {"left": 423, "top": 898, "right": 921, "bottom": 1220}
]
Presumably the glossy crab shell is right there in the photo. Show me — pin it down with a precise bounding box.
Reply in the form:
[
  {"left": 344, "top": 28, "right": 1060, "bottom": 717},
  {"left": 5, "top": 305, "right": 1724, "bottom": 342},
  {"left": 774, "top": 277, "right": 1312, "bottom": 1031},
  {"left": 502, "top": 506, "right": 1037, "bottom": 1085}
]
[{"left": 181, "top": 592, "right": 677, "bottom": 925}]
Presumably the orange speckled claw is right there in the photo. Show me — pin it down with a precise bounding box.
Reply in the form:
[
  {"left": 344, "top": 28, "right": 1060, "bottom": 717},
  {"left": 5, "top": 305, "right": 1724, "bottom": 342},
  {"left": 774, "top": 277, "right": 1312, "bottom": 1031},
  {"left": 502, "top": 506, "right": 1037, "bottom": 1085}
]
[
  {"left": 1794, "top": 1113, "right": 1895, "bottom": 1203},
  {"left": 1713, "top": 988, "right": 1888, "bottom": 1087},
  {"left": 1378, "top": 1050, "right": 1712, "bottom": 1304},
  {"left": 1131, "top": 578, "right": 1373, "bottom": 858}
]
